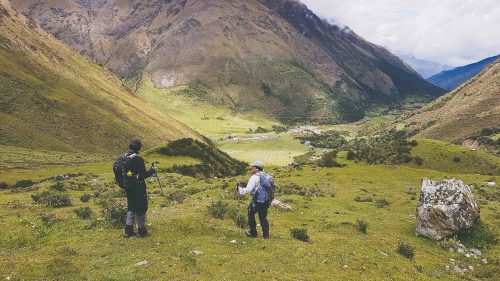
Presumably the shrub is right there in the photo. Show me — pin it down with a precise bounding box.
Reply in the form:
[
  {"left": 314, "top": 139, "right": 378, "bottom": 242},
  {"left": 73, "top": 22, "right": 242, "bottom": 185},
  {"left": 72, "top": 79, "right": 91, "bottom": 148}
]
[
  {"left": 49, "top": 182, "right": 65, "bottom": 192},
  {"left": 413, "top": 156, "right": 424, "bottom": 166},
  {"left": 290, "top": 227, "right": 309, "bottom": 242},
  {"left": 0, "top": 182, "right": 8, "bottom": 189},
  {"left": 80, "top": 193, "right": 92, "bottom": 203},
  {"left": 272, "top": 125, "right": 288, "bottom": 134},
  {"left": 74, "top": 206, "right": 93, "bottom": 220},
  {"left": 375, "top": 198, "right": 390, "bottom": 208},
  {"left": 453, "top": 156, "right": 461, "bottom": 163},
  {"left": 357, "top": 220, "right": 368, "bottom": 233},
  {"left": 396, "top": 241, "right": 415, "bottom": 259},
  {"left": 15, "top": 180, "right": 35, "bottom": 188},
  {"left": 207, "top": 200, "right": 229, "bottom": 219},
  {"left": 228, "top": 208, "right": 247, "bottom": 229},
  {"left": 32, "top": 191, "right": 72, "bottom": 208},
  {"left": 346, "top": 130, "right": 415, "bottom": 165},
  {"left": 438, "top": 237, "right": 460, "bottom": 250},
  {"left": 299, "top": 131, "right": 347, "bottom": 149},
  {"left": 165, "top": 189, "right": 187, "bottom": 205},
  {"left": 100, "top": 199, "right": 127, "bottom": 228},
  {"left": 457, "top": 221, "right": 497, "bottom": 249},
  {"left": 354, "top": 196, "right": 373, "bottom": 202},
  {"left": 39, "top": 213, "right": 62, "bottom": 226},
  {"left": 318, "top": 151, "right": 343, "bottom": 168}
]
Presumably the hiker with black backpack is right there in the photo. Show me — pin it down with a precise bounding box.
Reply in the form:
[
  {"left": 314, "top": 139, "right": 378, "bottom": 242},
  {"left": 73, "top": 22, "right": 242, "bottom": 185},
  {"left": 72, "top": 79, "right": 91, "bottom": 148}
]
[
  {"left": 113, "top": 138, "right": 156, "bottom": 238},
  {"left": 236, "top": 161, "right": 275, "bottom": 239}
]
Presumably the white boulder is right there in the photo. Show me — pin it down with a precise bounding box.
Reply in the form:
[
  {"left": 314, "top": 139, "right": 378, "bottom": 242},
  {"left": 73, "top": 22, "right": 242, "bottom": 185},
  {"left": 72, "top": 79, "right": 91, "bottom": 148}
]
[{"left": 416, "top": 179, "right": 480, "bottom": 240}]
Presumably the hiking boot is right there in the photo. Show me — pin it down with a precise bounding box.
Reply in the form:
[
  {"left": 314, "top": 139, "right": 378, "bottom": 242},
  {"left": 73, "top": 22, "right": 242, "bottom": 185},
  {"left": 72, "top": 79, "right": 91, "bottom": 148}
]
[
  {"left": 137, "top": 227, "right": 150, "bottom": 237},
  {"left": 123, "top": 225, "right": 135, "bottom": 238},
  {"left": 263, "top": 232, "right": 270, "bottom": 239},
  {"left": 246, "top": 230, "right": 257, "bottom": 238}
]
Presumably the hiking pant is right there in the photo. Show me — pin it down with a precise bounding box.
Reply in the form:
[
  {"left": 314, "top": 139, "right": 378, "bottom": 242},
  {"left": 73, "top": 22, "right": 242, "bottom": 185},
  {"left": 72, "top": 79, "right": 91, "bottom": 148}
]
[
  {"left": 125, "top": 211, "right": 146, "bottom": 228},
  {"left": 248, "top": 201, "right": 269, "bottom": 236}
]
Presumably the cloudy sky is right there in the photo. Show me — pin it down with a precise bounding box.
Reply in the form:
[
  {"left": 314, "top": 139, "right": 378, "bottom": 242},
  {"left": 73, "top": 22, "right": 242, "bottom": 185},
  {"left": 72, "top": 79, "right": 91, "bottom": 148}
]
[{"left": 300, "top": 0, "right": 500, "bottom": 72}]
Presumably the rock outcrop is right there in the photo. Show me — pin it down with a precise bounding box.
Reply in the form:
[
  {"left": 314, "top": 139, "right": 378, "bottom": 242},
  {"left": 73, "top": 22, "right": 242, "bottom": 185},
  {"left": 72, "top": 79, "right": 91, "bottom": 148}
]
[{"left": 416, "top": 179, "right": 480, "bottom": 240}]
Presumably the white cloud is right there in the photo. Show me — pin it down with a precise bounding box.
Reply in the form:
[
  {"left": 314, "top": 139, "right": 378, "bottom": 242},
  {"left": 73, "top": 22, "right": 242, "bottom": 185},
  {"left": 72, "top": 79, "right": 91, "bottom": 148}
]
[{"left": 300, "top": 0, "right": 500, "bottom": 66}]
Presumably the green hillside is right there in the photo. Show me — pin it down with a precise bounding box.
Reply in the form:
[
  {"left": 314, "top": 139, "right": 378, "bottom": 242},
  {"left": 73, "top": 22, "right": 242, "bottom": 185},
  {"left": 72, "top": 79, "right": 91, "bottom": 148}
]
[{"left": 0, "top": 1, "right": 201, "bottom": 155}]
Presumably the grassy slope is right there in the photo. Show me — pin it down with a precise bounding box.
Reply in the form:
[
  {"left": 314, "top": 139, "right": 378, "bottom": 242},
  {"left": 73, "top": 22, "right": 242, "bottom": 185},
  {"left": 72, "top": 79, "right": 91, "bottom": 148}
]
[
  {"left": 136, "top": 76, "right": 310, "bottom": 165},
  {"left": 407, "top": 139, "right": 500, "bottom": 175},
  {"left": 0, "top": 159, "right": 498, "bottom": 280},
  {"left": 0, "top": 1, "right": 201, "bottom": 155},
  {"left": 135, "top": 76, "right": 281, "bottom": 138},
  {"left": 404, "top": 59, "right": 500, "bottom": 142}
]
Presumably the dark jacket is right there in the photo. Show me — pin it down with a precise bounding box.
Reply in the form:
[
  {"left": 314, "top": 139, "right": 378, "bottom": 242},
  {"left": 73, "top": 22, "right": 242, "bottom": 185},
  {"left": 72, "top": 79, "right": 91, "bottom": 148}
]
[{"left": 125, "top": 151, "right": 154, "bottom": 215}]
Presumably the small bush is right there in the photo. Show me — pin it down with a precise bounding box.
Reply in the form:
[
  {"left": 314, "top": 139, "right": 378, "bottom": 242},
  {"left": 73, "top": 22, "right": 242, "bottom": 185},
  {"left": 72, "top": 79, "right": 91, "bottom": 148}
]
[
  {"left": 397, "top": 241, "right": 415, "bottom": 259},
  {"left": 49, "top": 182, "right": 65, "bottom": 192},
  {"left": 375, "top": 198, "right": 390, "bottom": 208},
  {"left": 357, "top": 220, "right": 368, "bottom": 233},
  {"left": 15, "top": 180, "right": 35, "bottom": 188},
  {"left": 207, "top": 200, "right": 229, "bottom": 219},
  {"left": 290, "top": 227, "right": 309, "bottom": 242},
  {"left": 32, "top": 191, "right": 71, "bottom": 208},
  {"left": 74, "top": 206, "right": 93, "bottom": 220},
  {"left": 453, "top": 156, "right": 461, "bottom": 163},
  {"left": 80, "top": 193, "right": 92, "bottom": 203},
  {"left": 100, "top": 199, "right": 127, "bottom": 228},
  {"left": 39, "top": 213, "right": 62, "bottom": 226},
  {"left": 458, "top": 221, "right": 497, "bottom": 249},
  {"left": 228, "top": 208, "right": 247, "bottom": 229},
  {"left": 354, "top": 196, "right": 373, "bottom": 202},
  {"left": 0, "top": 182, "right": 8, "bottom": 189},
  {"left": 165, "top": 189, "right": 188, "bottom": 205},
  {"left": 318, "top": 151, "right": 343, "bottom": 168},
  {"left": 413, "top": 156, "right": 424, "bottom": 166},
  {"left": 438, "top": 237, "right": 460, "bottom": 250}
]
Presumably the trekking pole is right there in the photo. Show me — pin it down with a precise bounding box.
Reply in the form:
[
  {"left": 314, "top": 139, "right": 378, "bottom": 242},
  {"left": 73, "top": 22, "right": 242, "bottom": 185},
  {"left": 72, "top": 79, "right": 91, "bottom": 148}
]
[{"left": 152, "top": 163, "right": 164, "bottom": 195}]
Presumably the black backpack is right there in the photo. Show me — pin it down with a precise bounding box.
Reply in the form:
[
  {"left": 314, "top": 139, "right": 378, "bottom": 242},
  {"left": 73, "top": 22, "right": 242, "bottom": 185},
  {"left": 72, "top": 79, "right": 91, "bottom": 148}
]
[{"left": 113, "top": 153, "right": 136, "bottom": 189}]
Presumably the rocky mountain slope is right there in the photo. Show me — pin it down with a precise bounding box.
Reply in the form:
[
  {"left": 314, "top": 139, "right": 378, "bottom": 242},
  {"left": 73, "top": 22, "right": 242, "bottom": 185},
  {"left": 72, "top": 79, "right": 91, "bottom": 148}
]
[
  {"left": 12, "top": 0, "right": 444, "bottom": 123},
  {"left": 405, "top": 58, "right": 500, "bottom": 142},
  {"left": 428, "top": 55, "right": 500, "bottom": 91},
  {"left": 0, "top": 0, "right": 202, "bottom": 154}
]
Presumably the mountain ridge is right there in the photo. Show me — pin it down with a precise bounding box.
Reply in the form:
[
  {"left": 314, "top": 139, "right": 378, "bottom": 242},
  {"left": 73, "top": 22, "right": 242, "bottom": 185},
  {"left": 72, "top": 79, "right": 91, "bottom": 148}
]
[
  {"left": 12, "top": 0, "right": 444, "bottom": 123},
  {"left": 405, "top": 58, "right": 500, "bottom": 142},
  {"left": 428, "top": 54, "right": 500, "bottom": 91}
]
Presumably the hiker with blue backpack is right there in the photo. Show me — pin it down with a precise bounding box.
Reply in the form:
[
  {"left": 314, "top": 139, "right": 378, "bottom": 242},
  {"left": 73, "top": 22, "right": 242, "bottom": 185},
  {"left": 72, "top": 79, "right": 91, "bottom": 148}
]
[
  {"left": 113, "top": 138, "right": 157, "bottom": 238},
  {"left": 236, "top": 161, "right": 275, "bottom": 239}
]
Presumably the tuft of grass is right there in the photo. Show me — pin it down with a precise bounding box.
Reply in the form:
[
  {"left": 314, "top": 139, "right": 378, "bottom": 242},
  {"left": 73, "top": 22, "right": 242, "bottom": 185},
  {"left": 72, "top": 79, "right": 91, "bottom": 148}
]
[
  {"left": 74, "top": 206, "right": 93, "bottom": 220},
  {"left": 375, "top": 198, "right": 390, "bottom": 208},
  {"left": 49, "top": 182, "right": 65, "bottom": 191},
  {"left": 354, "top": 196, "right": 373, "bottom": 202},
  {"left": 39, "top": 213, "right": 63, "bottom": 226},
  {"left": 80, "top": 193, "right": 92, "bottom": 203},
  {"left": 290, "top": 227, "right": 309, "bottom": 242},
  {"left": 207, "top": 200, "right": 229, "bottom": 219},
  {"left": 165, "top": 189, "right": 188, "bottom": 205},
  {"left": 457, "top": 221, "right": 497, "bottom": 249},
  {"left": 396, "top": 241, "right": 415, "bottom": 259},
  {"left": 228, "top": 208, "right": 247, "bottom": 229},
  {"left": 357, "top": 220, "right": 368, "bottom": 233}
]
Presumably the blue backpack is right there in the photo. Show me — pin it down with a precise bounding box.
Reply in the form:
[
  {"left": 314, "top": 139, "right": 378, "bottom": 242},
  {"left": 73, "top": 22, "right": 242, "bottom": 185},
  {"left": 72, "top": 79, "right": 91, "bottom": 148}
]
[{"left": 253, "top": 172, "right": 275, "bottom": 204}]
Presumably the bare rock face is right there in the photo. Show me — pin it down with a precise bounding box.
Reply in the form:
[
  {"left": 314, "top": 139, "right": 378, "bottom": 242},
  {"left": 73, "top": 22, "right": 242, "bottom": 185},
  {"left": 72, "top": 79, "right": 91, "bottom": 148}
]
[{"left": 416, "top": 179, "right": 480, "bottom": 240}]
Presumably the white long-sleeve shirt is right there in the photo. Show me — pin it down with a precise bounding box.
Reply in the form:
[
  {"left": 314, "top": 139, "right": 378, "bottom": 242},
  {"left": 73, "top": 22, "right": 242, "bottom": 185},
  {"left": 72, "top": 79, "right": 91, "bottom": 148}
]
[{"left": 238, "top": 172, "right": 262, "bottom": 195}]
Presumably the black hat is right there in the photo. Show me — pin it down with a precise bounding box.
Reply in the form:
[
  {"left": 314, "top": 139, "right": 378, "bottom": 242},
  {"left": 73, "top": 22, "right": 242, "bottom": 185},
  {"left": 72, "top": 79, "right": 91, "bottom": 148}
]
[{"left": 129, "top": 137, "right": 142, "bottom": 152}]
